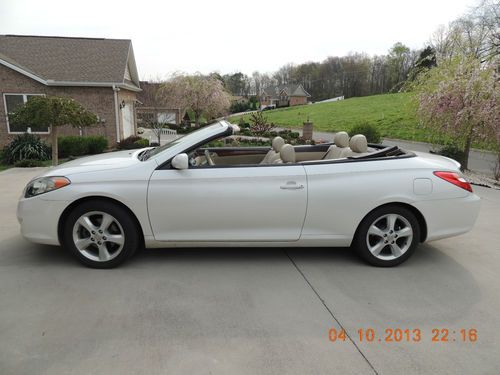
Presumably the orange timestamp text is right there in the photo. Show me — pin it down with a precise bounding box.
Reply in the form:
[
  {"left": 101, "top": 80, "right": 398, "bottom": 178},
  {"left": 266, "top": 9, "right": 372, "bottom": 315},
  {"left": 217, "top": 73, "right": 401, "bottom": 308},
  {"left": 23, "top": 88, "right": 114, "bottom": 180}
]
[{"left": 328, "top": 328, "right": 478, "bottom": 343}]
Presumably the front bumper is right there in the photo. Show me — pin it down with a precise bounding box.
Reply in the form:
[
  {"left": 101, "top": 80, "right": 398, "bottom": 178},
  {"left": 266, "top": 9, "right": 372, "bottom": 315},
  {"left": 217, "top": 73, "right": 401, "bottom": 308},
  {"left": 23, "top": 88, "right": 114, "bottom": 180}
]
[
  {"left": 413, "top": 193, "right": 481, "bottom": 242},
  {"left": 17, "top": 196, "right": 70, "bottom": 246}
]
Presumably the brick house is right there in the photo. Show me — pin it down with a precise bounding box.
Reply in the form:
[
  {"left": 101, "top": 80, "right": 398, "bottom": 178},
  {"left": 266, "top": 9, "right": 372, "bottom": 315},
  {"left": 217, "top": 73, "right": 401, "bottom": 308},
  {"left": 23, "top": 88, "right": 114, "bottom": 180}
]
[
  {"left": 0, "top": 35, "right": 141, "bottom": 146},
  {"left": 260, "top": 84, "right": 310, "bottom": 109}
]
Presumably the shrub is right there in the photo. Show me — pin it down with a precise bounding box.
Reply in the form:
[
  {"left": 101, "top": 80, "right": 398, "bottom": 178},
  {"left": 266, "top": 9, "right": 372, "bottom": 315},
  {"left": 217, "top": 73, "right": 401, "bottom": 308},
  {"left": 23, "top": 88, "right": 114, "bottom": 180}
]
[
  {"left": 14, "top": 159, "right": 45, "bottom": 167},
  {"left": 177, "top": 127, "right": 193, "bottom": 134},
  {"left": 434, "top": 144, "right": 466, "bottom": 166},
  {"left": 230, "top": 137, "right": 271, "bottom": 147},
  {"left": 117, "top": 136, "right": 143, "bottom": 150},
  {"left": 134, "top": 138, "right": 150, "bottom": 148},
  {"left": 58, "top": 136, "right": 87, "bottom": 157},
  {"left": 230, "top": 101, "right": 252, "bottom": 114},
  {"left": 350, "top": 123, "right": 381, "bottom": 143},
  {"left": 86, "top": 136, "right": 108, "bottom": 155},
  {"left": 2, "top": 133, "right": 50, "bottom": 164},
  {"left": 117, "top": 136, "right": 150, "bottom": 150},
  {"left": 58, "top": 136, "right": 108, "bottom": 158},
  {"left": 236, "top": 117, "right": 251, "bottom": 129},
  {"left": 240, "top": 128, "right": 252, "bottom": 136}
]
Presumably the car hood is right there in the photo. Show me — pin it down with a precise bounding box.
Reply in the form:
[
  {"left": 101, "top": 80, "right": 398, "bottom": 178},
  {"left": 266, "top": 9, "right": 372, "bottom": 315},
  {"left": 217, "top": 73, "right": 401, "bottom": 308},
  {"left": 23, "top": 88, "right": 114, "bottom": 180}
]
[{"left": 41, "top": 148, "right": 150, "bottom": 177}]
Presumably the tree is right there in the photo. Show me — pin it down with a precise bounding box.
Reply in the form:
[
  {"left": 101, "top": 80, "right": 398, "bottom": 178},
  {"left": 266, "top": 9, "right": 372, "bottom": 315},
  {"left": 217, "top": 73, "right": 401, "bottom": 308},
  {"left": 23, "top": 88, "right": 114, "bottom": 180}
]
[
  {"left": 273, "top": 63, "right": 295, "bottom": 85},
  {"left": 415, "top": 46, "right": 437, "bottom": 71},
  {"left": 249, "top": 111, "right": 275, "bottom": 136},
  {"left": 9, "top": 96, "right": 97, "bottom": 165},
  {"left": 137, "top": 80, "right": 172, "bottom": 145},
  {"left": 252, "top": 71, "right": 262, "bottom": 96},
  {"left": 431, "top": 1, "right": 499, "bottom": 63},
  {"left": 387, "top": 42, "right": 414, "bottom": 91},
  {"left": 223, "top": 72, "right": 251, "bottom": 96},
  {"left": 159, "top": 74, "right": 231, "bottom": 127},
  {"left": 412, "top": 57, "right": 499, "bottom": 170}
]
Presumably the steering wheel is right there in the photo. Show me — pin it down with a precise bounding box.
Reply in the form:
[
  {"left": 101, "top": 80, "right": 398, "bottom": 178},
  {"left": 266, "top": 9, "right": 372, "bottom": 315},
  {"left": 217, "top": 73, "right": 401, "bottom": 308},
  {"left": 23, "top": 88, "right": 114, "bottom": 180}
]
[{"left": 204, "top": 149, "right": 215, "bottom": 166}]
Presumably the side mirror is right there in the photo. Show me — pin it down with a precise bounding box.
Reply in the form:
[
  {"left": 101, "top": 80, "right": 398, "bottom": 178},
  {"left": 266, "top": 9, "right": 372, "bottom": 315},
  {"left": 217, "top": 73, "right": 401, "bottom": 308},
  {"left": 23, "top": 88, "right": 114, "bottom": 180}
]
[{"left": 171, "top": 153, "right": 189, "bottom": 170}]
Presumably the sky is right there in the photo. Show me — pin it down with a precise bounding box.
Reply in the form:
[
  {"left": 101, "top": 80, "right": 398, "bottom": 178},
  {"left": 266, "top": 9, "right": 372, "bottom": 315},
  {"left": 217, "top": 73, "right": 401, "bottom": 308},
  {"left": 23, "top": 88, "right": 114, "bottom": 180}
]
[{"left": 0, "top": 0, "right": 475, "bottom": 79}]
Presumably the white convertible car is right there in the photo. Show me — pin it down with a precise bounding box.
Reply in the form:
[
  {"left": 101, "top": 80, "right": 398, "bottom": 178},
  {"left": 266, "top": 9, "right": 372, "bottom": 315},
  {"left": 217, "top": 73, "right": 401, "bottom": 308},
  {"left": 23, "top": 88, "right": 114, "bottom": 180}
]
[{"left": 17, "top": 121, "right": 480, "bottom": 268}]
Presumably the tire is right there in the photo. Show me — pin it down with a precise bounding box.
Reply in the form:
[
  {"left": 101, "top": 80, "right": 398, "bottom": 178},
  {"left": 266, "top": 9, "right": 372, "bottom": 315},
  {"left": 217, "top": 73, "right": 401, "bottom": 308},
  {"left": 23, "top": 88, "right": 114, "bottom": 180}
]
[
  {"left": 352, "top": 205, "right": 420, "bottom": 267},
  {"left": 62, "top": 200, "right": 141, "bottom": 268}
]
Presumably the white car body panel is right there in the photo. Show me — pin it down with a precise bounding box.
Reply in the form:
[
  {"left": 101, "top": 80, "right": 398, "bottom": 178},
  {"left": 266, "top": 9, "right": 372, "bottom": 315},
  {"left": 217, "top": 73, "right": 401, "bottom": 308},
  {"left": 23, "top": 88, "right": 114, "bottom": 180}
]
[
  {"left": 149, "top": 166, "right": 307, "bottom": 241},
  {"left": 17, "top": 121, "right": 480, "bottom": 250}
]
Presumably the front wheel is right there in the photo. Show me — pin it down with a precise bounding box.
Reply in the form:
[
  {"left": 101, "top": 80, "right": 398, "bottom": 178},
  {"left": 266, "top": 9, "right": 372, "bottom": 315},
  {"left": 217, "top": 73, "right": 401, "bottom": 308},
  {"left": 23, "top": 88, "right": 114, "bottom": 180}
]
[
  {"left": 62, "top": 201, "right": 141, "bottom": 268},
  {"left": 353, "top": 205, "right": 420, "bottom": 267}
]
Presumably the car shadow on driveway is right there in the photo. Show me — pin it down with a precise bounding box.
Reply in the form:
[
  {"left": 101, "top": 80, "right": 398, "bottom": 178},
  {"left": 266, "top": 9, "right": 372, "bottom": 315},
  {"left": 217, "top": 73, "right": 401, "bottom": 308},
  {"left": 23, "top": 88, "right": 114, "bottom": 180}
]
[
  {"left": 4, "top": 236, "right": 481, "bottom": 315},
  {"left": 1, "top": 236, "right": 482, "bottom": 348},
  {"left": 5, "top": 236, "right": 481, "bottom": 309}
]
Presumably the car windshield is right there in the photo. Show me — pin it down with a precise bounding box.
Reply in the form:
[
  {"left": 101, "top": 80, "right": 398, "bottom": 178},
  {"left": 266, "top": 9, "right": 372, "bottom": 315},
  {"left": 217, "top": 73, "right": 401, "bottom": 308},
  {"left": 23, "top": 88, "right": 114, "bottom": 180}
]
[{"left": 141, "top": 122, "right": 226, "bottom": 161}]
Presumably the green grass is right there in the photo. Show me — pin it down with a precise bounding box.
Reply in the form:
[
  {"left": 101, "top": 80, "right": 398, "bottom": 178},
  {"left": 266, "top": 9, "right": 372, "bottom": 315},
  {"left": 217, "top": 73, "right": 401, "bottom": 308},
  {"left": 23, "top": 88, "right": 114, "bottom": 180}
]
[{"left": 231, "top": 93, "right": 433, "bottom": 143}]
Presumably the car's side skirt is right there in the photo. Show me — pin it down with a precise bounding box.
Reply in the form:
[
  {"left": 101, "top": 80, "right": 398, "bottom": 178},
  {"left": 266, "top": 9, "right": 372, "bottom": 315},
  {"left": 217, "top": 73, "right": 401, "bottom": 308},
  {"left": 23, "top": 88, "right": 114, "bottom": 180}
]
[{"left": 143, "top": 235, "right": 353, "bottom": 248}]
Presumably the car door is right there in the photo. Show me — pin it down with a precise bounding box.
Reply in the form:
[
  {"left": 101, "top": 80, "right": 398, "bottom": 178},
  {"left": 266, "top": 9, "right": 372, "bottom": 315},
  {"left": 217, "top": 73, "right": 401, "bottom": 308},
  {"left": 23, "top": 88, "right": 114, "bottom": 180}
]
[{"left": 148, "top": 165, "right": 307, "bottom": 242}]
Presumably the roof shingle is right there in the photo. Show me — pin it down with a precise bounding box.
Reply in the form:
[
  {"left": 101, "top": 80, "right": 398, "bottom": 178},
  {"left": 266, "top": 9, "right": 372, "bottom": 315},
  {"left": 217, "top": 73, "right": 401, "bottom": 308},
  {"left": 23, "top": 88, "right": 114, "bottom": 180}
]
[
  {"left": 262, "top": 84, "right": 311, "bottom": 98},
  {"left": 0, "top": 35, "right": 139, "bottom": 89}
]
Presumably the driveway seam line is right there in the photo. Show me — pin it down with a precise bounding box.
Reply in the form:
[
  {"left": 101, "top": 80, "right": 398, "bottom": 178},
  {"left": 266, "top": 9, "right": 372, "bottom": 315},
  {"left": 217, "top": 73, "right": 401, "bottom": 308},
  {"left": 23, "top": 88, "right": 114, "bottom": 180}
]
[{"left": 285, "top": 250, "right": 379, "bottom": 375}]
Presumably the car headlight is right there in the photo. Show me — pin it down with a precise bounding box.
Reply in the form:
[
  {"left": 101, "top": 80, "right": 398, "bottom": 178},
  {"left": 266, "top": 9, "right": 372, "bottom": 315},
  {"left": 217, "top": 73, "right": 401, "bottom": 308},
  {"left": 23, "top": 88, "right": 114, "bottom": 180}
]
[{"left": 24, "top": 176, "right": 71, "bottom": 198}]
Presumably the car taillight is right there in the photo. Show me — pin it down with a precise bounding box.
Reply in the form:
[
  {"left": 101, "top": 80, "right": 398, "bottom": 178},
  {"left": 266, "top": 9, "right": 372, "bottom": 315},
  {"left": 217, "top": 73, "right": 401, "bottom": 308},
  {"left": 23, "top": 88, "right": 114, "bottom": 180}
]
[{"left": 433, "top": 171, "right": 473, "bottom": 192}]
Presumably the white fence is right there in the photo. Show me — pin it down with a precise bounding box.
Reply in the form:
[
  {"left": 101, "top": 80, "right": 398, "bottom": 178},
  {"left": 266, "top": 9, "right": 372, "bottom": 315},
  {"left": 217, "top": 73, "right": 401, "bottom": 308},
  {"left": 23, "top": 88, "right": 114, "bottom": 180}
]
[
  {"left": 144, "top": 128, "right": 179, "bottom": 145},
  {"left": 160, "top": 128, "right": 177, "bottom": 136}
]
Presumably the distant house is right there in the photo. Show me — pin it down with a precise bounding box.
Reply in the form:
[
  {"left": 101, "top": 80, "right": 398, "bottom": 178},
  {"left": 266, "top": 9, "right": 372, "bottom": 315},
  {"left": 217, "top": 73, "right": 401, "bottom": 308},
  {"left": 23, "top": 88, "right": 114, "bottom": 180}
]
[
  {"left": 0, "top": 34, "right": 141, "bottom": 146},
  {"left": 136, "top": 81, "right": 181, "bottom": 127},
  {"left": 260, "top": 84, "right": 311, "bottom": 108}
]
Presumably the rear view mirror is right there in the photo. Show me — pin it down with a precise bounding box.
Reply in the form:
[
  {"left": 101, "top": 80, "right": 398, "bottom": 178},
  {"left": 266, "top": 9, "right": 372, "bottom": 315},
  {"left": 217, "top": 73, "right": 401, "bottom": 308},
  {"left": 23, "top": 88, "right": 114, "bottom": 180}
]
[{"left": 171, "top": 153, "right": 189, "bottom": 170}]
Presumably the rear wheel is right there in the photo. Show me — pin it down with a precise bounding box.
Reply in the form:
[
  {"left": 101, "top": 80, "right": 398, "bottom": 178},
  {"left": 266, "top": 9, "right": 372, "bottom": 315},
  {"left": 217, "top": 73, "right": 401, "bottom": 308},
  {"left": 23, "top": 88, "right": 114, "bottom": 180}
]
[
  {"left": 62, "top": 201, "right": 140, "bottom": 268},
  {"left": 353, "top": 205, "right": 420, "bottom": 267}
]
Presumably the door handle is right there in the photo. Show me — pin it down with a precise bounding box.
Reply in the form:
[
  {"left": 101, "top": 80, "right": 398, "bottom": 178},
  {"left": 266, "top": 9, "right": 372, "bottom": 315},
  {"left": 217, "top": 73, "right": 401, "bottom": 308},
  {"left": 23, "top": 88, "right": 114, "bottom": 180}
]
[{"left": 280, "top": 182, "right": 304, "bottom": 190}]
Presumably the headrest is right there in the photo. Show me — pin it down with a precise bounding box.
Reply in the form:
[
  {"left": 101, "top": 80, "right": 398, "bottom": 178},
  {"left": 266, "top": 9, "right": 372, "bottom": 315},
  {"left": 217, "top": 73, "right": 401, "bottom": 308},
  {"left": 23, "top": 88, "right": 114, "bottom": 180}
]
[
  {"left": 280, "top": 144, "right": 295, "bottom": 163},
  {"left": 272, "top": 136, "right": 285, "bottom": 152},
  {"left": 334, "top": 132, "right": 349, "bottom": 148},
  {"left": 350, "top": 134, "right": 368, "bottom": 153}
]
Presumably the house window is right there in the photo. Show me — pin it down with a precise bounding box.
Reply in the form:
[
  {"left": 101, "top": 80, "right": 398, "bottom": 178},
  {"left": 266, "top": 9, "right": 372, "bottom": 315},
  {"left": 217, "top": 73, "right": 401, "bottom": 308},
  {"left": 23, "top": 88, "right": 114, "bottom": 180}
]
[
  {"left": 3, "top": 94, "right": 49, "bottom": 133},
  {"left": 157, "top": 112, "right": 176, "bottom": 124}
]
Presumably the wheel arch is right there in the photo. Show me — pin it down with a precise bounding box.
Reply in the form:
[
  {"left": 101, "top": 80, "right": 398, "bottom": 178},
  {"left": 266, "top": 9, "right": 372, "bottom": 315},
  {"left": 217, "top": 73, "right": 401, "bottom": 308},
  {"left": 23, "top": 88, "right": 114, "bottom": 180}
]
[
  {"left": 57, "top": 196, "right": 145, "bottom": 246},
  {"left": 355, "top": 202, "right": 427, "bottom": 243}
]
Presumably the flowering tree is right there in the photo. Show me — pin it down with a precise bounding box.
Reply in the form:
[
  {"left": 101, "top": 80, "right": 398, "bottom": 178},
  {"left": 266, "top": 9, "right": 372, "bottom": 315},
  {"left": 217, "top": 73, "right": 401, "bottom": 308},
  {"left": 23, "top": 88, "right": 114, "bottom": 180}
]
[
  {"left": 412, "top": 57, "right": 499, "bottom": 170},
  {"left": 158, "top": 74, "right": 231, "bottom": 127},
  {"left": 9, "top": 96, "right": 97, "bottom": 165}
]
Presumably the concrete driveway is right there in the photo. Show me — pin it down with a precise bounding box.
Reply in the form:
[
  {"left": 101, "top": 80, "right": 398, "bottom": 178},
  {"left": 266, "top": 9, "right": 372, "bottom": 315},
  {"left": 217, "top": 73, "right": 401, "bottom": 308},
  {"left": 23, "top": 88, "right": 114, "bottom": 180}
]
[{"left": 1, "top": 168, "right": 499, "bottom": 375}]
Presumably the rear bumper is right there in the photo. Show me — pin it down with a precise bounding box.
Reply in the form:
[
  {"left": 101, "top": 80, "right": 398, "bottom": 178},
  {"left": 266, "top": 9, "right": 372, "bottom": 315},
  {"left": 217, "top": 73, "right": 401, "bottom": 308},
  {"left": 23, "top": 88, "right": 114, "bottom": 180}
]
[
  {"left": 413, "top": 193, "right": 481, "bottom": 242},
  {"left": 17, "top": 196, "right": 69, "bottom": 246}
]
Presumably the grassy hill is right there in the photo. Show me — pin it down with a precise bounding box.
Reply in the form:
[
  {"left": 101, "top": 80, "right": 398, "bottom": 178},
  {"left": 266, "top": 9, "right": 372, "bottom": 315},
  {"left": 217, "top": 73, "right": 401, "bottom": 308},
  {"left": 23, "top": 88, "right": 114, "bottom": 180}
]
[{"left": 230, "top": 93, "right": 431, "bottom": 143}]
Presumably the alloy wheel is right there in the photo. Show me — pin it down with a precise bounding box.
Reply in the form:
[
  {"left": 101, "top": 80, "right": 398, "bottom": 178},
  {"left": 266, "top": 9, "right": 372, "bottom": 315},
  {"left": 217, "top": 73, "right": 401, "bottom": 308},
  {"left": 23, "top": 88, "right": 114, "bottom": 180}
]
[
  {"left": 365, "top": 213, "right": 413, "bottom": 261},
  {"left": 72, "top": 211, "right": 125, "bottom": 262}
]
